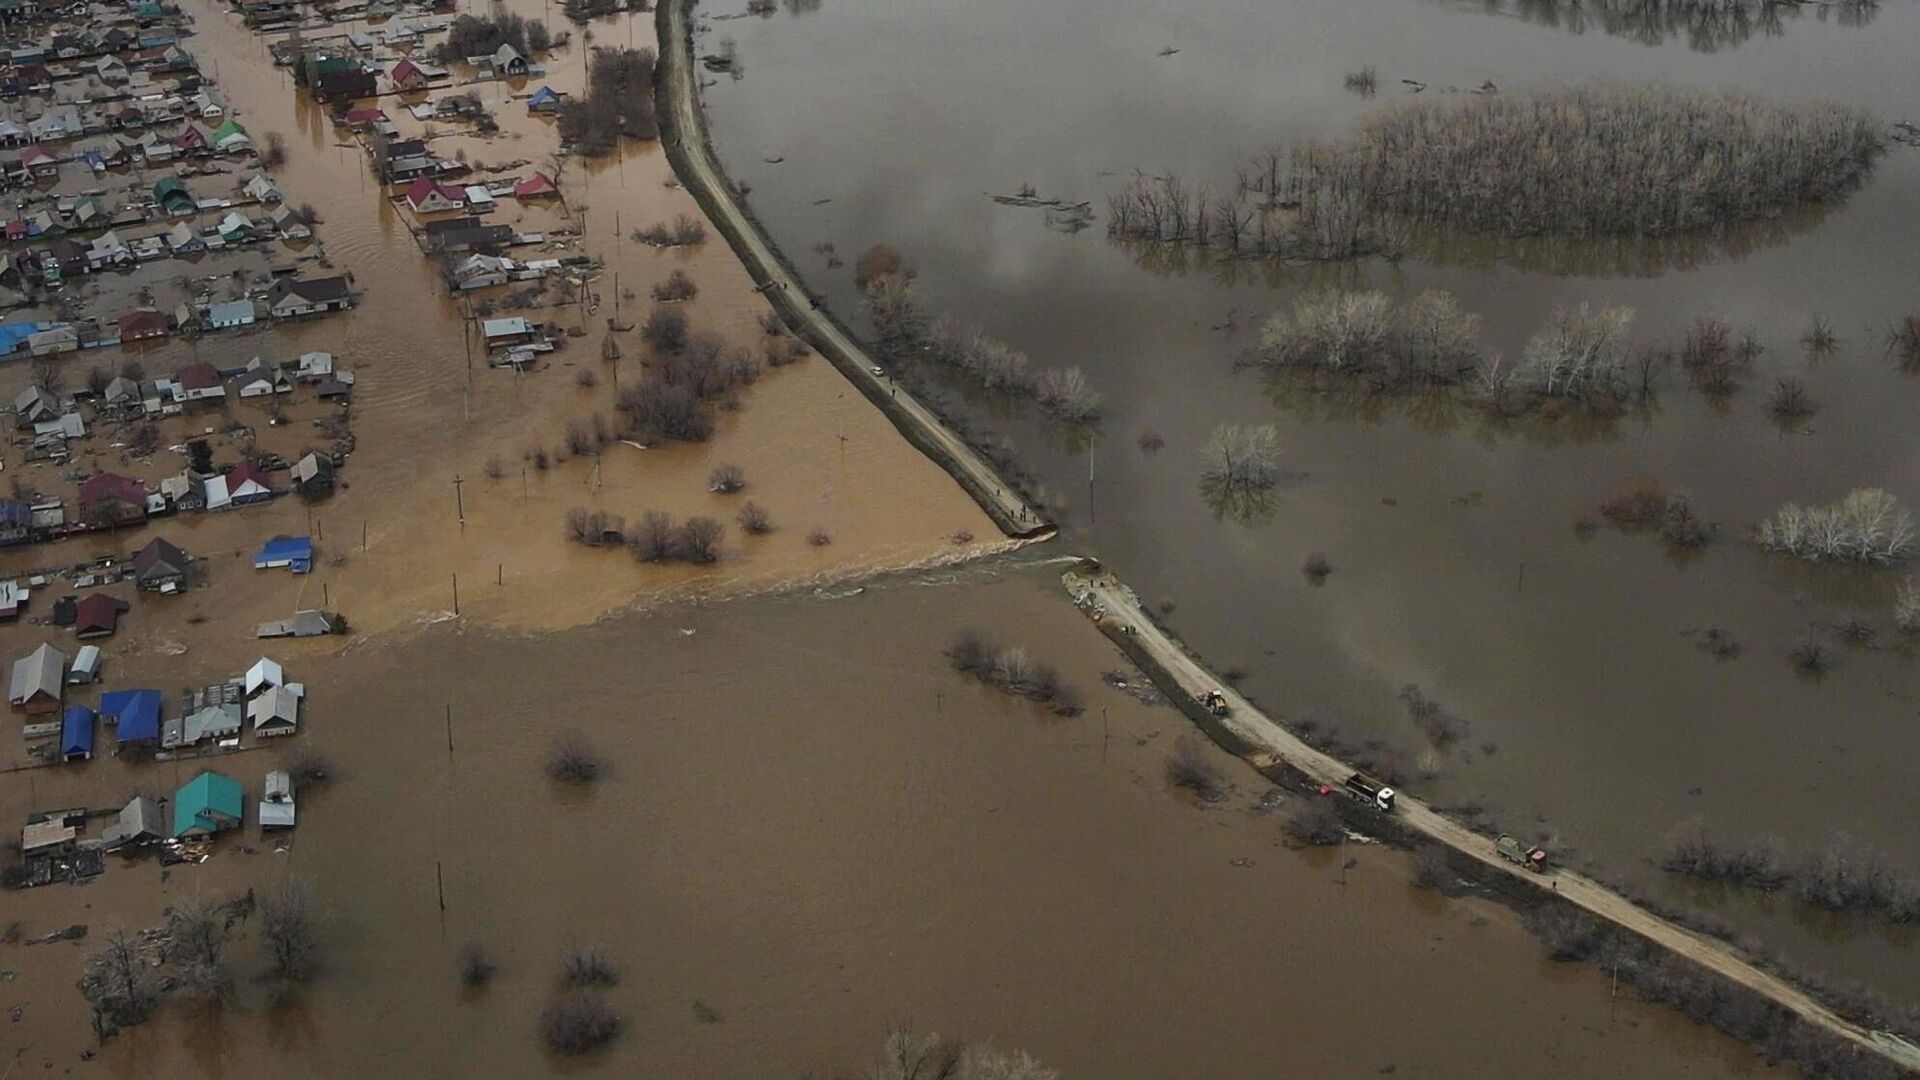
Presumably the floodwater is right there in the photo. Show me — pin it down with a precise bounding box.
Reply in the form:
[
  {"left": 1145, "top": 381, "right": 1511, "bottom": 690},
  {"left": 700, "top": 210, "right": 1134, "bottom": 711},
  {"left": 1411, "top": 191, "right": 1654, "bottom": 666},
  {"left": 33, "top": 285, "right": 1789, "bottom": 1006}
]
[
  {"left": 0, "top": 0, "right": 997, "bottom": 646},
  {"left": 700, "top": 0, "right": 1920, "bottom": 996},
  {"left": 1, "top": 567, "right": 1773, "bottom": 1078}
]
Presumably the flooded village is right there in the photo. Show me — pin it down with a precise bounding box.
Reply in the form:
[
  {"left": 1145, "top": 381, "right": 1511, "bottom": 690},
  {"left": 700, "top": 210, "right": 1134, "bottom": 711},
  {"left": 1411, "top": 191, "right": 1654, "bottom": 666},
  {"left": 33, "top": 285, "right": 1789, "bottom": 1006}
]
[{"left": 1, "top": 0, "right": 1918, "bottom": 1077}]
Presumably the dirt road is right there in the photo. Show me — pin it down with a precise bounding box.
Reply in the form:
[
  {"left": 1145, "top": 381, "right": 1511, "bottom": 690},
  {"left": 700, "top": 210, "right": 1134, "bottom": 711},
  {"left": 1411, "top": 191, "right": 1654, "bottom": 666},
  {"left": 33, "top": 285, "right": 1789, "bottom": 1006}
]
[
  {"left": 654, "top": 0, "right": 1051, "bottom": 540},
  {"left": 1064, "top": 565, "right": 1920, "bottom": 1074}
]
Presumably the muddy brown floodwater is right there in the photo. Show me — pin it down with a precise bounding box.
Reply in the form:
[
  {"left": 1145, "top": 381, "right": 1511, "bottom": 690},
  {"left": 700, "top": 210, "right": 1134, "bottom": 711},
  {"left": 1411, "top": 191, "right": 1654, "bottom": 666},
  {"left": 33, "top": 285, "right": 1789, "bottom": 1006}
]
[
  {"left": 2, "top": 565, "right": 1776, "bottom": 1078},
  {"left": 700, "top": 0, "right": 1920, "bottom": 1000},
  {"left": 0, "top": 0, "right": 998, "bottom": 648}
]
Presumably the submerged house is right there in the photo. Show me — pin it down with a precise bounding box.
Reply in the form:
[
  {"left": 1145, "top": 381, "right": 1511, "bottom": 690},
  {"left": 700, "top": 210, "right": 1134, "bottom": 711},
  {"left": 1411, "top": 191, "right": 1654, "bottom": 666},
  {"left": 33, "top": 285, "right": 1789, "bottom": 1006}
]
[
  {"left": 248, "top": 685, "right": 299, "bottom": 737},
  {"left": 8, "top": 641, "right": 65, "bottom": 714},
  {"left": 59, "top": 703, "right": 93, "bottom": 760},
  {"left": 268, "top": 275, "right": 353, "bottom": 318},
  {"left": 172, "top": 770, "right": 243, "bottom": 837},
  {"left": 79, "top": 472, "right": 148, "bottom": 528},
  {"left": 73, "top": 592, "right": 121, "bottom": 639},
  {"left": 254, "top": 535, "right": 312, "bottom": 573},
  {"left": 99, "top": 687, "right": 163, "bottom": 749},
  {"left": 101, "top": 795, "right": 164, "bottom": 849},
  {"left": 260, "top": 770, "right": 296, "bottom": 829},
  {"left": 133, "top": 536, "right": 190, "bottom": 591},
  {"left": 403, "top": 176, "right": 464, "bottom": 213},
  {"left": 205, "top": 462, "right": 274, "bottom": 511}
]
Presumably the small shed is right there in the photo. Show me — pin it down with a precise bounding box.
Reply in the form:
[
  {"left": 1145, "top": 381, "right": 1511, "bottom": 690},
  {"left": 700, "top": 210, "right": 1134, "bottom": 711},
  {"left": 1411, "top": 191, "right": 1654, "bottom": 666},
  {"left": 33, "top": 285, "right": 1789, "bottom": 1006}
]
[
  {"left": 245, "top": 656, "right": 285, "bottom": 697},
  {"left": 254, "top": 535, "right": 313, "bottom": 573},
  {"left": 258, "top": 609, "right": 345, "bottom": 638},
  {"left": 292, "top": 452, "right": 334, "bottom": 496},
  {"left": 172, "top": 770, "right": 243, "bottom": 837},
  {"left": 526, "top": 85, "right": 563, "bottom": 112},
  {"left": 259, "top": 770, "right": 296, "bottom": 829},
  {"left": 59, "top": 704, "right": 94, "bottom": 760},
  {"left": 68, "top": 644, "right": 101, "bottom": 684}
]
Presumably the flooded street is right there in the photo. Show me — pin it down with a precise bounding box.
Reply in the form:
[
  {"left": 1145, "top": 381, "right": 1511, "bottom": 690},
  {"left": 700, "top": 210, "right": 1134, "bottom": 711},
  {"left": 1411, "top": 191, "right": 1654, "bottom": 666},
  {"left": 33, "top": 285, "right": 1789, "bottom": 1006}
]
[
  {"left": 2, "top": 567, "right": 1773, "bottom": 1078},
  {"left": 700, "top": 0, "right": 1920, "bottom": 996}
]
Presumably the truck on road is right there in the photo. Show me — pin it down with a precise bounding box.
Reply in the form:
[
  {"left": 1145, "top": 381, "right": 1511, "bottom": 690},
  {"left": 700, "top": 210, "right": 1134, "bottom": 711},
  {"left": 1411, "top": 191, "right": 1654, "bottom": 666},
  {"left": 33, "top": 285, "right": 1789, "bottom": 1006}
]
[
  {"left": 1342, "top": 773, "right": 1394, "bottom": 812},
  {"left": 1496, "top": 835, "right": 1548, "bottom": 872}
]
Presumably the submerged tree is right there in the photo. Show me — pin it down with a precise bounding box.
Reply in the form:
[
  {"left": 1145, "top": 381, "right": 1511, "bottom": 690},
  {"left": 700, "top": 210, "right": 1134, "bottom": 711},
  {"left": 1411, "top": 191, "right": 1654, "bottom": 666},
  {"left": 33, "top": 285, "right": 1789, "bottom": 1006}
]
[{"left": 1202, "top": 424, "right": 1282, "bottom": 492}]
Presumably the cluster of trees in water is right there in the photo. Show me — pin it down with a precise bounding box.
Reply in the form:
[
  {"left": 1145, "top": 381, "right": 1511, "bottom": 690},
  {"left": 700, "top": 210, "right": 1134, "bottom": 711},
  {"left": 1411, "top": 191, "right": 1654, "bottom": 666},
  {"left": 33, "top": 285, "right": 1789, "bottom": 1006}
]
[
  {"left": 1484, "top": 0, "right": 1879, "bottom": 51},
  {"left": 434, "top": 13, "right": 556, "bottom": 63},
  {"left": 560, "top": 47, "right": 660, "bottom": 155},
  {"left": 861, "top": 249, "right": 1103, "bottom": 424},
  {"left": 1109, "top": 86, "right": 1882, "bottom": 262}
]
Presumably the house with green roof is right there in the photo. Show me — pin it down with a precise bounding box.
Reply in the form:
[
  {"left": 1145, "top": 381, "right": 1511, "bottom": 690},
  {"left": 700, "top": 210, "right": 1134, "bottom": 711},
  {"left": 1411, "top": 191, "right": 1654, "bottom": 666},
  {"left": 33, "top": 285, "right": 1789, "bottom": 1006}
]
[
  {"left": 211, "top": 119, "right": 250, "bottom": 154},
  {"left": 153, "top": 176, "right": 195, "bottom": 215},
  {"left": 172, "top": 770, "right": 243, "bottom": 838}
]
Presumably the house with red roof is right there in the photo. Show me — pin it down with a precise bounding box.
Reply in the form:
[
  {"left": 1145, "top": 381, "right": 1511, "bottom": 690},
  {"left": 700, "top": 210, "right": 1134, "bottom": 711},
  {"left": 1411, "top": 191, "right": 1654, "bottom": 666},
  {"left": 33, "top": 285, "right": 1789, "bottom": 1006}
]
[
  {"left": 117, "top": 308, "right": 169, "bottom": 342},
  {"left": 169, "top": 361, "right": 225, "bottom": 403},
  {"left": 389, "top": 57, "right": 428, "bottom": 91},
  {"left": 404, "top": 176, "right": 465, "bottom": 213},
  {"left": 173, "top": 125, "right": 209, "bottom": 153},
  {"left": 205, "top": 461, "right": 274, "bottom": 511},
  {"left": 78, "top": 472, "right": 147, "bottom": 528},
  {"left": 511, "top": 172, "right": 556, "bottom": 199},
  {"left": 341, "top": 107, "right": 387, "bottom": 128},
  {"left": 74, "top": 593, "right": 121, "bottom": 639},
  {"left": 19, "top": 145, "right": 57, "bottom": 177}
]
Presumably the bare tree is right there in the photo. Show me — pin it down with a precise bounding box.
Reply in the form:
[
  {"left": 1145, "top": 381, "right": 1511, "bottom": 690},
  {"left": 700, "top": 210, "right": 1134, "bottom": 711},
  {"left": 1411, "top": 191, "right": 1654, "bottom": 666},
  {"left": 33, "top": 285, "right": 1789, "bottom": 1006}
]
[
  {"left": 259, "top": 883, "right": 317, "bottom": 984},
  {"left": 1165, "top": 736, "right": 1225, "bottom": 801},
  {"left": 166, "top": 900, "right": 233, "bottom": 1001},
  {"left": 83, "top": 928, "right": 159, "bottom": 1029},
  {"left": 707, "top": 463, "right": 745, "bottom": 493},
  {"left": 541, "top": 993, "right": 621, "bottom": 1055},
  {"left": 854, "top": 242, "right": 905, "bottom": 289},
  {"left": 672, "top": 516, "right": 725, "bottom": 564},
  {"left": 1758, "top": 488, "right": 1915, "bottom": 565},
  {"left": 29, "top": 353, "right": 62, "bottom": 394},
  {"left": 547, "top": 735, "right": 602, "bottom": 782},
  {"left": 460, "top": 942, "right": 497, "bottom": 988},
  {"left": 736, "top": 500, "right": 772, "bottom": 534},
  {"left": 561, "top": 945, "right": 618, "bottom": 987},
  {"left": 628, "top": 510, "right": 675, "bottom": 562},
  {"left": 1202, "top": 424, "right": 1282, "bottom": 492}
]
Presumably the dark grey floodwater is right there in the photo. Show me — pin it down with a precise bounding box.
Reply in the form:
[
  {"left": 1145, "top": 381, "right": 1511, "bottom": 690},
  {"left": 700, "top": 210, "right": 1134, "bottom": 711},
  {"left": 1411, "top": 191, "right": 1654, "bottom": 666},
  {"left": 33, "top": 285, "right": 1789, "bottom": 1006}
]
[{"left": 701, "top": 0, "right": 1920, "bottom": 998}]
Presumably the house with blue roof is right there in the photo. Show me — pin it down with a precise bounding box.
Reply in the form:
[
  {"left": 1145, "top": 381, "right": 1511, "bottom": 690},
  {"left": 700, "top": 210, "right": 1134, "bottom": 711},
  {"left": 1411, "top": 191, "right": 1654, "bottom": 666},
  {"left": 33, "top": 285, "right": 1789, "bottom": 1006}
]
[
  {"left": 254, "top": 535, "right": 313, "bottom": 573},
  {"left": 60, "top": 704, "right": 93, "bottom": 761},
  {"left": 172, "top": 771, "right": 242, "bottom": 837},
  {"left": 0, "top": 320, "right": 45, "bottom": 356},
  {"left": 98, "top": 688, "right": 162, "bottom": 749},
  {"left": 526, "top": 85, "right": 563, "bottom": 113}
]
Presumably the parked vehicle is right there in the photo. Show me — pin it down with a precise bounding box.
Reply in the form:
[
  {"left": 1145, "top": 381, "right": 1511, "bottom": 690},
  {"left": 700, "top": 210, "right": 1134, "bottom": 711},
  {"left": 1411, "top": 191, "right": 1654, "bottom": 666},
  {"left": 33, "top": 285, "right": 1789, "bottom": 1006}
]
[
  {"left": 1342, "top": 772, "right": 1394, "bottom": 812},
  {"left": 1496, "top": 835, "right": 1548, "bottom": 872}
]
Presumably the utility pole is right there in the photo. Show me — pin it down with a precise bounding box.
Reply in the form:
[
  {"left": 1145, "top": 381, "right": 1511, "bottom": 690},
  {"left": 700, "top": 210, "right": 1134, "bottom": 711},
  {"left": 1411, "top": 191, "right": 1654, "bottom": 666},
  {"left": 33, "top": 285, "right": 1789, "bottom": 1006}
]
[{"left": 452, "top": 476, "right": 465, "bottom": 524}]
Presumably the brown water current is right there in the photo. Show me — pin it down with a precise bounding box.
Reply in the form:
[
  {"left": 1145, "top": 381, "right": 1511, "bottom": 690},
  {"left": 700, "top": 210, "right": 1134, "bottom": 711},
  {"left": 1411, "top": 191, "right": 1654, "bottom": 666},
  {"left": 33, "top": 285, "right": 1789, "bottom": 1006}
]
[
  {"left": 699, "top": 0, "right": 1920, "bottom": 998},
  {"left": 2, "top": 567, "right": 1775, "bottom": 1078}
]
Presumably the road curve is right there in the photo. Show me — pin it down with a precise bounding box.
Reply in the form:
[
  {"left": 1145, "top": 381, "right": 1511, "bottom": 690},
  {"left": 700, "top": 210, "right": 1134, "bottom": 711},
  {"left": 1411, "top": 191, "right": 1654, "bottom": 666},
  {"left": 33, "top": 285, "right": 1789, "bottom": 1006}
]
[
  {"left": 653, "top": 0, "right": 1053, "bottom": 541},
  {"left": 1065, "top": 566, "right": 1920, "bottom": 1074}
]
